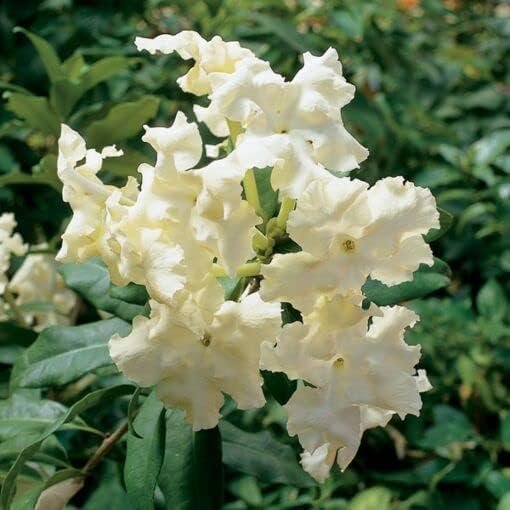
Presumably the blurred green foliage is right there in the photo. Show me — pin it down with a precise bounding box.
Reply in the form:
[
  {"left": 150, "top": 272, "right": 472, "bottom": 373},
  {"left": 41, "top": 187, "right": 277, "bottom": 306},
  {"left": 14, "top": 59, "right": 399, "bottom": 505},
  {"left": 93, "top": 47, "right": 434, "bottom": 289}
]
[{"left": 0, "top": 0, "right": 509, "bottom": 508}]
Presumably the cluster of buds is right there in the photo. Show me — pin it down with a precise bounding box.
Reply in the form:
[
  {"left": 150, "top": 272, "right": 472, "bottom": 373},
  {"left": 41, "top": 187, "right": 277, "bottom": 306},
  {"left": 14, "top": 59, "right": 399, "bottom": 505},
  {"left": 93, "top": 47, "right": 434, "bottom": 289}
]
[{"left": 56, "top": 31, "right": 439, "bottom": 481}]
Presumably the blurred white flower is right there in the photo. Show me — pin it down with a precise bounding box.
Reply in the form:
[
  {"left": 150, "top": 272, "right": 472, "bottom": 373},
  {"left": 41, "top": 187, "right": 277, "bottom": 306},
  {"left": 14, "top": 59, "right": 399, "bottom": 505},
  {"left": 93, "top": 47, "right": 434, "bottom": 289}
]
[
  {"left": 0, "top": 213, "right": 28, "bottom": 295},
  {"left": 8, "top": 247, "right": 77, "bottom": 331}
]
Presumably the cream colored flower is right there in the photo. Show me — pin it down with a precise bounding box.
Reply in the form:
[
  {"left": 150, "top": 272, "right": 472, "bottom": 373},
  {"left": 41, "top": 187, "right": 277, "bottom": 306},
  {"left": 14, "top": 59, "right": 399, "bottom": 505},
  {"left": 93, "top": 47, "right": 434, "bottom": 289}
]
[
  {"left": 103, "top": 112, "right": 210, "bottom": 300},
  {"left": 261, "top": 176, "right": 439, "bottom": 313},
  {"left": 0, "top": 213, "right": 27, "bottom": 295},
  {"left": 135, "top": 31, "right": 254, "bottom": 96},
  {"left": 191, "top": 150, "right": 261, "bottom": 277},
  {"left": 109, "top": 291, "right": 281, "bottom": 430},
  {"left": 56, "top": 124, "right": 125, "bottom": 265},
  {"left": 8, "top": 247, "right": 77, "bottom": 330},
  {"left": 262, "top": 301, "right": 429, "bottom": 480},
  {"left": 206, "top": 48, "right": 369, "bottom": 196}
]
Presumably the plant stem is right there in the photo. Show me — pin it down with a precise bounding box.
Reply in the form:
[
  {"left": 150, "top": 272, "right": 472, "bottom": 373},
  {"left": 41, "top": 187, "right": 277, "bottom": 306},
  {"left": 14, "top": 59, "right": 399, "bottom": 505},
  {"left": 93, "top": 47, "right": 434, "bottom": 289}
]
[
  {"left": 276, "top": 197, "right": 296, "bottom": 229},
  {"left": 243, "top": 168, "right": 265, "bottom": 221},
  {"left": 82, "top": 420, "right": 129, "bottom": 475}
]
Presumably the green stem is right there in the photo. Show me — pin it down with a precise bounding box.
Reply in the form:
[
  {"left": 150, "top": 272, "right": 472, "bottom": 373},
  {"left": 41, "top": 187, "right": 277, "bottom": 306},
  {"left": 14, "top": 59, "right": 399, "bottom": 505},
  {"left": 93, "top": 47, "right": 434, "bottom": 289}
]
[
  {"left": 276, "top": 197, "right": 296, "bottom": 229},
  {"left": 243, "top": 169, "right": 265, "bottom": 221}
]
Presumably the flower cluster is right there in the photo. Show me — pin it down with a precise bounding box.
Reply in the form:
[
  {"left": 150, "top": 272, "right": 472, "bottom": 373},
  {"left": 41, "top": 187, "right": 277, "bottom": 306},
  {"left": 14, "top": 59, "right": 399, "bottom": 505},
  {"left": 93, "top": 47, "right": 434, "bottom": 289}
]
[
  {"left": 0, "top": 213, "right": 77, "bottom": 330},
  {"left": 57, "top": 31, "right": 439, "bottom": 481}
]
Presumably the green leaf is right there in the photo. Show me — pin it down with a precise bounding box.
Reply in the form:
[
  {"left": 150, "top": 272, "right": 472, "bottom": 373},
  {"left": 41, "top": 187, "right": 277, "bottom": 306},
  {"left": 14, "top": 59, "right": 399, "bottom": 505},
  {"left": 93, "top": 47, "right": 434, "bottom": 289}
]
[
  {"left": 10, "top": 318, "right": 130, "bottom": 388},
  {"left": 349, "top": 487, "right": 392, "bottom": 510},
  {"left": 101, "top": 148, "right": 149, "bottom": 177},
  {"left": 249, "top": 12, "right": 311, "bottom": 53},
  {"left": 49, "top": 79, "right": 83, "bottom": 118},
  {"left": 498, "top": 493, "right": 510, "bottom": 510},
  {"left": 127, "top": 387, "right": 144, "bottom": 439},
  {"left": 79, "top": 56, "right": 131, "bottom": 93},
  {"left": 82, "top": 461, "right": 133, "bottom": 510},
  {"left": 501, "top": 411, "right": 510, "bottom": 451},
  {"left": 220, "top": 421, "right": 314, "bottom": 488},
  {"left": 420, "top": 405, "right": 476, "bottom": 450},
  {"left": 61, "top": 52, "right": 86, "bottom": 79},
  {"left": 0, "top": 384, "right": 135, "bottom": 510},
  {"left": 12, "top": 468, "right": 84, "bottom": 510},
  {"left": 254, "top": 167, "right": 279, "bottom": 220},
  {"left": 59, "top": 258, "right": 147, "bottom": 321},
  {"left": 0, "top": 155, "right": 61, "bottom": 191},
  {"left": 125, "top": 392, "right": 166, "bottom": 510},
  {"left": 4, "top": 93, "right": 60, "bottom": 135},
  {"left": 0, "top": 393, "right": 97, "bottom": 440},
  {"left": 262, "top": 371, "right": 296, "bottom": 406},
  {"left": 110, "top": 283, "right": 149, "bottom": 306},
  {"left": 14, "top": 27, "right": 62, "bottom": 83},
  {"left": 0, "top": 323, "right": 37, "bottom": 349},
  {"left": 85, "top": 96, "right": 160, "bottom": 147},
  {"left": 363, "top": 258, "right": 451, "bottom": 306},
  {"left": 477, "top": 279, "right": 507, "bottom": 321},
  {"left": 159, "top": 409, "right": 223, "bottom": 510},
  {"left": 472, "top": 130, "right": 510, "bottom": 166},
  {"left": 424, "top": 207, "right": 454, "bottom": 243}
]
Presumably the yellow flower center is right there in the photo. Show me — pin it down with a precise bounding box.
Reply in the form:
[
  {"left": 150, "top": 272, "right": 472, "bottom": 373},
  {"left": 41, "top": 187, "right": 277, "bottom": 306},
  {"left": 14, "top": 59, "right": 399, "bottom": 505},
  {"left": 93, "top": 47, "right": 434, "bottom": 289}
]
[
  {"left": 341, "top": 239, "right": 356, "bottom": 253},
  {"left": 201, "top": 333, "right": 212, "bottom": 347},
  {"left": 333, "top": 357, "right": 345, "bottom": 368}
]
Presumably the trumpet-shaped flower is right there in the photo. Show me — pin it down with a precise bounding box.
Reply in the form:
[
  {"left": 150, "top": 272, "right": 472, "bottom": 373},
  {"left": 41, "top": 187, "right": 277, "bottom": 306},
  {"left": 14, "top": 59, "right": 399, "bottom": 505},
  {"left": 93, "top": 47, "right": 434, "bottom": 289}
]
[
  {"left": 56, "top": 124, "right": 126, "bottom": 266},
  {"left": 205, "top": 48, "right": 369, "bottom": 196},
  {"left": 262, "top": 300, "right": 430, "bottom": 480},
  {"left": 261, "top": 176, "right": 439, "bottom": 313},
  {"left": 109, "top": 291, "right": 281, "bottom": 430}
]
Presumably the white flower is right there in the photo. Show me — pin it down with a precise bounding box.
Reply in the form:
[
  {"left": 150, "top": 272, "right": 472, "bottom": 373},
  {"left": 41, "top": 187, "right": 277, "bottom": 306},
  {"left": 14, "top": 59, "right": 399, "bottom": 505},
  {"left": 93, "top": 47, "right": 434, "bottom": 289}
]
[
  {"left": 103, "top": 112, "right": 210, "bottom": 299},
  {"left": 109, "top": 291, "right": 281, "bottom": 430},
  {"left": 205, "top": 48, "right": 369, "bottom": 196},
  {"left": 135, "top": 30, "right": 254, "bottom": 102},
  {"left": 262, "top": 300, "right": 429, "bottom": 480},
  {"left": 0, "top": 213, "right": 27, "bottom": 295},
  {"left": 261, "top": 176, "right": 439, "bottom": 314},
  {"left": 56, "top": 124, "right": 125, "bottom": 265},
  {"left": 8, "top": 247, "right": 77, "bottom": 330}
]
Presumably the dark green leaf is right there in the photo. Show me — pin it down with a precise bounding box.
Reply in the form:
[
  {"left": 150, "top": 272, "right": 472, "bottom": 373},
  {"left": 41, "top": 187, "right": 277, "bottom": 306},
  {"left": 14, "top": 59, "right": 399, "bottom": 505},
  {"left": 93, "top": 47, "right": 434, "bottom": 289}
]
[
  {"left": 249, "top": 13, "right": 311, "bottom": 52},
  {"left": 59, "top": 258, "right": 146, "bottom": 321},
  {"left": 253, "top": 167, "right": 278, "bottom": 221},
  {"left": 262, "top": 371, "right": 296, "bottom": 406},
  {"left": 4, "top": 93, "right": 60, "bottom": 135},
  {"left": 79, "top": 56, "right": 131, "bottom": 93},
  {"left": 501, "top": 412, "right": 510, "bottom": 451},
  {"left": 10, "top": 318, "right": 130, "bottom": 388},
  {"left": 101, "top": 148, "right": 149, "bottom": 177},
  {"left": 49, "top": 79, "right": 83, "bottom": 118},
  {"left": 477, "top": 279, "right": 507, "bottom": 321},
  {"left": 14, "top": 27, "right": 62, "bottom": 83},
  {"left": 1, "top": 384, "right": 134, "bottom": 510},
  {"left": 0, "top": 393, "right": 97, "bottom": 440},
  {"left": 127, "top": 387, "right": 144, "bottom": 439},
  {"left": 110, "top": 283, "right": 149, "bottom": 306},
  {"left": 363, "top": 258, "right": 451, "bottom": 306},
  {"left": 82, "top": 461, "right": 133, "bottom": 510},
  {"left": 220, "top": 421, "right": 314, "bottom": 488},
  {"left": 349, "top": 487, "right": 392, "bottom": 510},
  {"left": 159, "top": 409, "right": 223, "bottom": 510},
  {"left": 85, "top": 96, "right": 160, "bottom": 146},
  {"left": 125, "top": 392, "right": 166, "bottom": 510},
  {"left": 424, "top": 208, "right": 454, "bottom": 243}
]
